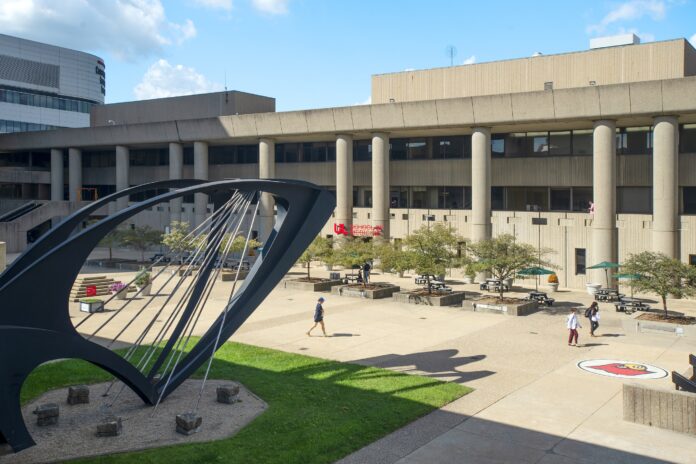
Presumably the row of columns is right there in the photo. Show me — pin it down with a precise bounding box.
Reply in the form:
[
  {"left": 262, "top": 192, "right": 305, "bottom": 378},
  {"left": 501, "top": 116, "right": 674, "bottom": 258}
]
[{"left": 46, "top": 116, "right": 680, "bottom": 264}]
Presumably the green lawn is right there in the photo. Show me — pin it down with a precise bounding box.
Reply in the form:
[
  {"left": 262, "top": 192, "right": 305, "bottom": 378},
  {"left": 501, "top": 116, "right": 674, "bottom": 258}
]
[{"left": 21, "top": 342, "right": 471, "bottom": 464}]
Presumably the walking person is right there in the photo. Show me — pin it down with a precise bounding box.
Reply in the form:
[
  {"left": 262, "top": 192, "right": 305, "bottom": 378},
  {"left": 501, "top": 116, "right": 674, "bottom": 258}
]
[
  {"left": 589, "top": 302, "right": 600, "bottom": 337},
  {"left": 566, "top": 308, "right": 582, "bottom": 346},
  {"left": 307, "top": 297, "right": 327, "bottom": 337},
  {"left": 362, "top": 261, "right": 371, "bottom": 285}
]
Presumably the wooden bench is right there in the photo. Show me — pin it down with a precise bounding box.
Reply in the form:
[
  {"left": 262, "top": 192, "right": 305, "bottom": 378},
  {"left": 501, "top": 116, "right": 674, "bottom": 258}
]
[{"left": 672, "top": 371, "right": 696, "bottom": 393}]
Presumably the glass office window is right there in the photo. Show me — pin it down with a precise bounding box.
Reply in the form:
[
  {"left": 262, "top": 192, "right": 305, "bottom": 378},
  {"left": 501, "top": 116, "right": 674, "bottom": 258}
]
[
  {"left": 435, "top": 136, "right": 469, "bottom": 159},
  {"left": 572, "top": 187, "right": 593, "bottom": 212},
  {"left": 575, "top": 248, "right": 586, "bottom": 275},
  {"left": 623, "top": 127, "right": 652, "bottom": 155},
  {"left": 390, "top": 139, "right": 407, "bottom": 160},
  {"left": 683, "top": 187, "right": 696, "bottom": 214},
  {"left": 549, "top": 131, "right": 571, "bottom": 155},
  {"left": 550, "top": 188, "right": 571, "bottom": 211},
  {"left": 237, "top": 145, "right": 258, "bottom": 163},
  {"left": 210, "top": 146, "right": 236, "bottom": 165},
  {"left": 411, "top": 187, "right": 428, "bottom": 208},
  {"left": 437, "top": 187, "right": 464, "bottom": 209},
  {"left": 572, "top": 130, "right": 593, "bottom": 155},
  {"left": 407, "top": 139, "right": 429, "bottom": 159},
  {"left": 681, "top": 124, "right": 696, "bottom": 153},
  {"left": 464, "top": 186, "right": 472, "bottom": 209},
  {"left": 617, "top": 187, "right": 652, "bottom": 213},
  {"left": 491, "top": 187, "right": 505, "bottom": 210},
  {"left": 354, "top": 140, "right": 371, "bottom": 161},
  {"left": 505, "top": 133, "right": 528, "bottom": 157},
  {"left": 526, "top": 187, "right": 548, "bottom": 211},
  {"left": 491, "top": 135, "right": 505, "bottom": 157},
  {"left": 529, "top": 132, "right": 549, "bottom": 154},
  {"left": 391, "top": 187, "right": 409, "bottom": 208}
]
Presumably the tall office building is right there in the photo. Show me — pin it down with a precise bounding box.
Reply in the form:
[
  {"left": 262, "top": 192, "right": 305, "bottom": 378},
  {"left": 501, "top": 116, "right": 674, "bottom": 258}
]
[{"left": 0, "top": 34, "right": 105, "bottom": 133}]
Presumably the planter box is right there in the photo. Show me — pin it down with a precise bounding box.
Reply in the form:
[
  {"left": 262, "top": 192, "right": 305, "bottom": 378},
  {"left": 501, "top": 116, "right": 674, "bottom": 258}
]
[
  {"left": 137, "top": 284, "right": 152, "bottom": 296},
  {"left": 220, "top": 270, "right": 249, "bottom": 282},
  {"left": 623, "top": 383, "right": 696, "bottom": 436},
  {"left": 462, "top": 299, "right": 538, "bottom": 316},
  {"left": 283, "top": 279, "right": 343, "bottom": 292},
  {"left": 80, "top": 301, "right": 104, "bottom": 313},
  {"left": 332, "top": 284, "right": 400, "bottom": 299},
  {"left": 586, "top": 283, "right": 601, "bottom": 295},
  {"left": 621, "top": 314, "right": 696, "bottom": 337},
  {"left": 393, "top": 291, "right": 466, "bottom": 307}
]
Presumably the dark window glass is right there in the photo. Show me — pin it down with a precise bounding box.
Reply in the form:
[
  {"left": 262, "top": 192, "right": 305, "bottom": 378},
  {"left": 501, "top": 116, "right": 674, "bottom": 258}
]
[
  {"left": 623, "top": 127, "right": 652, "bottom": 155},
  {"left": 506, "top": 187, "right": 548, "bottom": 211},
  {"left": 491, "top": 135, "right": 505, "bottom": 158},
  {"left": 617, "top": 187, "right": 652, "bottom": 213},
  {"left": 549, "top": 131, "right": 571, "bottom": 155},
  {"left": 210, "top": 146, "right": 235, "bottom": 164},
  {"left": 354, "top": 140, "right": 371, "bottom": 161},
  {"left": 572, "top": 187, "right": 593, "bottom": 212},
  {"left": 680, "top": 124, "right": 696, "bottom": 153},
  {"left": 237, "top": 145, "right": 258, "bottom": 163},
  {"left": 183, "top": 146, "right": 193, "bottom": 165},
  {"left": 550, "top": 188, "right": 571, "bottom": 211},
  {"left": 437, "top": 187, "right": 464, "bottom": 209},
  {"left": 464, "top": 186, "right": 472, "bottom": 209},
  {"left": 575, "top": 248, "right": 586, "bottom": 275},
  {"left": 83, "top": 150, "right": 115, "bottom": 168},
  {"left": 327, "top": 143, "right": 336, "bottom": 161},
  {"left": 391, "top": 187, "right": 408, "bottom": 208},
  {"left": 505, "top": 133, "right": 528, "bottom": 157},
  {"left": 410, "top": 187, "right": 428, "bottom": 208},
  {"left": 390, "top": 139, "right": 407, "bottom": 160},
  {"left": 529, "top": 132, "right": 549, "bottom": 154},
  {"left": 572, "top": 130, "right": 593, "bottom": 155},
  {"left": 407, "top": 139, "right": 429, "bottom": 159},
  {"left": 435, "top": 136, "right": 469, "bottom": 159},
  {"left": 683, "top": 187, "right": 696, "bottom": 214}
]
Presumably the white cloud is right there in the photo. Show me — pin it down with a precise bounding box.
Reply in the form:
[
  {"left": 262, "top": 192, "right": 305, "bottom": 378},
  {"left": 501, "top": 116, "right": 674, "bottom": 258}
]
[
  {"left": 134, "top": 59, "right": 222, "bottom": 100},
  {"left": 0, "top": 0, "right": 196, "bottom": 60},
  {"left": 252, "top": 0, "right": 288, "bottom": 14},
  {"left": 462, "top": 55, "right": 476, "bottom": 65},
  {"left": 690, "top": 33, "right": 696, "bottom": 47},
  {"left": 587, "top": 0, "right": 666, "bottom": 35},
  {"left": 194, "top": 0, "right": 233, "bottom": 10},
  {"left": 354, "top": 96, "right": 371, "bottom": 106}
]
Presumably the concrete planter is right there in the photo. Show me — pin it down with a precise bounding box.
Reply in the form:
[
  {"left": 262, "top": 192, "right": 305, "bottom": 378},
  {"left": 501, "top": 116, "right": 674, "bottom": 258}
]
[
  {"left": 586, "top": 283, "right": 601, "bottom": 295},
  {"left": 623, "top": 384, "right": 696, "bottom": 436},
  {"left": 393, "top": 291, "right": 466, "bottom": 307},
  {"left": 137, "top": 284, "right": 152, "bottom": 296},
  {"left": 621, "top": 313, "right": 696, "bottom": 337},
  {"left": 284, "top": 279, "right": 343, "bottom": 292},
  {"left": 114, "top": 289, "right": 128, "bottom": 300},
  {"left": 545, "top": 283, "right": 559, "bottom": 293},
  {"left": 332, "top": 284, "right": 400, "bottom": 299},
  {"left": 79, "top": 300, "right": 104, "bottom": 313},
  {"left": 220, "top": 270, "right": 249, "bottom": 281},
  {"left": 462, "top": 299, "right": 538, "bottom": 316}
]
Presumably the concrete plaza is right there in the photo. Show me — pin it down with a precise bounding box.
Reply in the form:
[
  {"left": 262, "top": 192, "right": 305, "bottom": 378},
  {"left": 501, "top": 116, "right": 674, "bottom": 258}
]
[{"left": 67, "top": 259, "right": 696, "bottom": 464}]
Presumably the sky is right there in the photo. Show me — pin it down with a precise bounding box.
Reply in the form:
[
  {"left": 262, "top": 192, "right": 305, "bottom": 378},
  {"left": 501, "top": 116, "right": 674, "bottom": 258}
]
[{"left": 0, "top": 0, "right": 695, "bottom": 111}]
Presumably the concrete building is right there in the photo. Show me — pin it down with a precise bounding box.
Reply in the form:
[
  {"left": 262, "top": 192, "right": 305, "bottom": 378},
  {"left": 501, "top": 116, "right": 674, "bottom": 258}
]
[
  {"left": 0, "top": 34, "right": 105, "bottom": 133},
  {"left": 1, "top": 37, "right": 696, "bottom": 290}
]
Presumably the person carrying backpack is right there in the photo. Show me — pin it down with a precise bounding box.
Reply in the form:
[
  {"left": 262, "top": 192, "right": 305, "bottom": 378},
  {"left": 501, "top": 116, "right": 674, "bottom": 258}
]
[
  {"left": 587, "top": 302, "right": 600, "bottom": 337},
  {"left": 362, "top": 261, "right": 371, "bottom": 285}
]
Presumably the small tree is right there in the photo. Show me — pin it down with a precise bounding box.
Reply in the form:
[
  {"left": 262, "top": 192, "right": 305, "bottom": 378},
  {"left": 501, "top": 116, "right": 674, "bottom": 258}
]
[
  {"left": 622, "top": 251, "right": 696, "bottom": 317},
  {"left": 403, "top": 223, "right": 460, "bottom": 293},
  {"left": 162, "top": 221, "right": 195, "bottom": 255},
  {"left": 219, "top": 234, "right": 262, "bottom": 256},
  {"left": 335, "top": 237, "right": 373, "bottom": 275},
  {"left": 314, "top": 236, "right": 337, "bottom": 269},
  {"left": 121, "top": 226, "right": 162, "bottom": 262},
  {"left": 468, "top": 234, "right": 554, "bottom": 300},
  {"left": 297, "top": 236, "right": 328, "bottom": 280},
  {"left": 99, "top": 228, "right": 124, "bottom": 261},
  {"left": 374, "top": 241, "right": 414, "bottom": 277}
]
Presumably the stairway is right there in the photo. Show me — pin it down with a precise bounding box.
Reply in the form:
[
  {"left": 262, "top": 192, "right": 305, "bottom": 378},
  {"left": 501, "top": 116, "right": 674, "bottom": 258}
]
[{"left": 70, "top": 276, "right": 117, "bottom": 302}]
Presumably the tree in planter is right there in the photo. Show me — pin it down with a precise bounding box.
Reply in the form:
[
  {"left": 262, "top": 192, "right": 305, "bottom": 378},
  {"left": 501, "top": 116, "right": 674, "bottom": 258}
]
[
  {"left": 403, "top": 223, "right": 461, "bottom": 294},
  {"left": 314, "top": 236, "right": 337, "bottom": 270},
  {"left": 622, "top": 251, "right": 696, "bottom": 318},
  {"left": 335, "top": 237, "right": 373, "bottom": 281},
  {"left": 99, "top": 228, "right": 124, "bottom": 261},
  {"left": 296, "top": 236, "right": 328, "bottom": 280},
  {"left": 219, "top": 234, "right": 262, "bottom": 256},
  {"left": 374, "top": 241, "right": 414, "bottom": 278},
  {"left": 468, "top": 234, "right": 554, "bottom": 300},
  {"left": 162, "top": 221, "right": 201, "bottom": 256},
  {"left": 120, "top": 226, "right": 162, "bottom": 262}
]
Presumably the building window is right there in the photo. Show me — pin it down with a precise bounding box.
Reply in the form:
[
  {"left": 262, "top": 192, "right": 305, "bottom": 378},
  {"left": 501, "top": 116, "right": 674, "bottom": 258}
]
[
  {"left": 575, "top": 248, "right": 586, "bottom": 275},
  {"left": 617, "top": 127, "right": 652, "bottom": 155},
  {"left": 435, "top": 136, "right": 470, "bottom": 159},
  {"left": 529, "top": 132, "right": 549, "bottom": 154},
  {"left": 407, "top": 139, "right": 429, "bottom": 159},
  {"left": 491, "top": 187, "right": 504, "bottom": 210},
  {"left": 353, "top": 140, "right": 371, "bottom": 161},
  {"left": 684, "top": 187, "right": 696, "bottom": 214},
  {"left": 572, "top": 187, "right": 593, "bottom": 212},
  {"left": 390, "top": 139, "right": 407, "bottom": 160},
  {"left": 618, "top": 187, "right": 652, "bottom": 214},
  {"left": 549, "top": 131, "right": 571, "bottom": 156},
  {"left": 689, "top": 254, "right": 696, "bottom": 266},
  {"left": 437, "top": 187, "right": 464, "bottom": 209},
  {"left": 550, "top": 188, "right": 571, "bottom": 211},
  {"left": 491, "top": 135, "right": 505, "bottom": 158},
  {"left": 505, "top": 133, "right": 528, "bottom": 157},
  {"left": 572, "top": 130, "right": 593, "bottom": 155},
  {"left": 681, "top": 124, "right": 696, "bottom": 153}
]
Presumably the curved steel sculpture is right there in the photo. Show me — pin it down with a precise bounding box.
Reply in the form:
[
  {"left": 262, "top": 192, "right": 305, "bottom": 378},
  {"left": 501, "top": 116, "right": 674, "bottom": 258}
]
[{"left": 0, "top": 179, "right": 334, "bottom": 452}]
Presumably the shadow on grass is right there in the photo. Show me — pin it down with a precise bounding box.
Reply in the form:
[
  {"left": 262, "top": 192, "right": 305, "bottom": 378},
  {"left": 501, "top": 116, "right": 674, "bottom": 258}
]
[{"left": 15, "top": 341, "right": 469, "bottom": 464}]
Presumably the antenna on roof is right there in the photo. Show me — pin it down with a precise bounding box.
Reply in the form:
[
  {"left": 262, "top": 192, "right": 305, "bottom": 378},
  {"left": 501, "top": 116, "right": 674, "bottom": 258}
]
[
  {"left": 224, "top": 70, "right": 228, "bottom": 103},
  {"left": 445, "top": 45, "right": 457, "bottom": 66}
]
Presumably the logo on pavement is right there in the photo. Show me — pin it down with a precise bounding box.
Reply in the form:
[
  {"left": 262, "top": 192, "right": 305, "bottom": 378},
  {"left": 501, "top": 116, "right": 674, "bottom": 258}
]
[{"left": 577, "top": 359, "right": 668, "bottom": 379}]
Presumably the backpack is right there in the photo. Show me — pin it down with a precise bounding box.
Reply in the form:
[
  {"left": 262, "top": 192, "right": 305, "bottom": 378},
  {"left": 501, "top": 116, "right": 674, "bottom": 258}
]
[{"left": 584, "top": 307, "right": 593, "bottom": 318}]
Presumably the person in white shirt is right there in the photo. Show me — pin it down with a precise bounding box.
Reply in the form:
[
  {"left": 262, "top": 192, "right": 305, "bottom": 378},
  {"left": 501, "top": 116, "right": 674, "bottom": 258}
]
[{"left": 566, "top": 308, "right": 582, "bottom": 346}]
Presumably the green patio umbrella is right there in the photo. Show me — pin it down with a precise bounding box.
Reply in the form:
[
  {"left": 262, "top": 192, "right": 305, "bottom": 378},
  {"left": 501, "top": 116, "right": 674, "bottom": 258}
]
[
  {"left": 517, "top": 267, "right": 554, "bottom": 291},
  {"left": 613, "top": 273, "right": 641, "bottom": 298},
  {"left": 586, "top": 261, "right": 621, "bottom": 288}
]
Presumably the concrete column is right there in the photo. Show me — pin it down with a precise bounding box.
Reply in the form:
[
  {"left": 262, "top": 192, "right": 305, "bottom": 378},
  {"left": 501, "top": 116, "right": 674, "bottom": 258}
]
[
  {"left": 652, "top": 116, "right": 679, "bottom": 258},
  {"left": 259, "top": 138, "right": 275, "bottom": 243},
  {"left": 169, "top": 142, "right": 183, "bottom": 224},
  {"left": 592, "top": 120, "right": 618, "bottom": 284},
  {"left": 68, "top": 148, "right": 82, "bottom": 202},
  {"left": 115, "top": 145, "right": 130, "bottom": 210},
  {"left": 50, "top": 148, "right": 63, "bottom": 201},
  {"left": 194, "top": 141, "right": 209, "bottom": 227},
  {"left": 371, "top": 133, "right": 389, "bottom": 240},
  {"left": 335, "top": 135, "right": 353, "bottom": 238},
  {"left": 471, "top": 128, "right": 491, "bottom": 242}
]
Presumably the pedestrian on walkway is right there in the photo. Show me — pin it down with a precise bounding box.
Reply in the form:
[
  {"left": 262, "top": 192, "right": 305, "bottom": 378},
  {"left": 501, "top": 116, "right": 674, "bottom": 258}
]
[
  {"left": 566, "top": 308, "right": 582, "bottom": 346},
  {"left": 589, "top": 303, "right": 600, "bottom": 337},
  {"left": 363, "top": 261, "right": 371, "bottom": 285},
  {"left": 307, "top": 297, "right": 327, "bottom": 337}
]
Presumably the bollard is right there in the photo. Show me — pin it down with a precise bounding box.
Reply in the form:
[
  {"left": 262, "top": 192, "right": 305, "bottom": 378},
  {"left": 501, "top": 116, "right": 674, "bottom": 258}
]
[
  {"left": 33, "top": 403, "right": 59, "bottom": 426},
  {"left": 96, "top": 416, "right": 122, "bottom": 437},
  {"left": 175, "top": 413, "right": 202, "bottom": 436},
  {"left": 67, "top": 385, "right": 90, "bottom": 405},
  {"left": 216, "top": 384, "right": 240, "bottom": 404}
]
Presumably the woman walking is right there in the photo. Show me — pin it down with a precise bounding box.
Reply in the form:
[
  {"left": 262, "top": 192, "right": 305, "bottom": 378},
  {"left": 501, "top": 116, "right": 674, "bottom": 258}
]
[
  {"left": 589, "top": 302, "right": 600, "bottom": 337},
  {"left": 307, "top": 296, "right": 327, "bottom": 337},
  {"left": 566, "top": 308, "right": 582, "bottom": 346}
]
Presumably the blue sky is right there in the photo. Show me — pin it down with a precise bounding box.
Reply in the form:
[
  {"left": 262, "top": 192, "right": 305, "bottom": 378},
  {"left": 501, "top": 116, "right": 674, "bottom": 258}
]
[{"left": 1, "top": 0, "right": 695, "bottom": 111}]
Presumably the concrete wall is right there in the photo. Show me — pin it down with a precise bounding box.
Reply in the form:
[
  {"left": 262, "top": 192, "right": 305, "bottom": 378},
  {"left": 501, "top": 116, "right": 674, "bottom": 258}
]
[
  {"left": 623, "top": 383, "right": 696, "bottom": 436},
  {"left": 90, "top": 91, "right": 275, "bottom": 127},
  {"left": 372, "top": 39, "right": 694, "bottom": 103}
]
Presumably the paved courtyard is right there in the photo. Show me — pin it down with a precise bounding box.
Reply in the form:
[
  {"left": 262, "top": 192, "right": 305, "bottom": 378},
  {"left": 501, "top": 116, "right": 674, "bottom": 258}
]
[{"left": 66, "top": 258, "right": 696, "bottom": 464}]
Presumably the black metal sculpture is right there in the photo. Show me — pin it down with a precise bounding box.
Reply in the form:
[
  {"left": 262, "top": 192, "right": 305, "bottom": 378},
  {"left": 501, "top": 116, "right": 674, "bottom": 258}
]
[{"left": 0, "top": 179, "right": 334, "bottom": 452}]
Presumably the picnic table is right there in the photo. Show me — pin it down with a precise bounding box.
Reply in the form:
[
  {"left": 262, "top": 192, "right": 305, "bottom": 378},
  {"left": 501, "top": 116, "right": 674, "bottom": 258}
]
[
  {"left": 594, "top": 288, "right": 624, "bottom": 302},
  {"left": 614, "top": 297, "right": 651, "bottom": 314},
  {"left": 342, "top": 274, "right": 362, "bottom": 284},
  {"left": 149, "top": 253, "right": 171, "bottom": 263},
  {"left": 415, "top": 274, "right": 437, "bottom": 285},
  {"left": 428, "top": 280, "right": 452, "bottom": 292},
  {"left": 526, "top": 291, "right": 555, "bottom": 306},
  {"left": 480, "top": 279, "right": 509, "bottom": 292}
]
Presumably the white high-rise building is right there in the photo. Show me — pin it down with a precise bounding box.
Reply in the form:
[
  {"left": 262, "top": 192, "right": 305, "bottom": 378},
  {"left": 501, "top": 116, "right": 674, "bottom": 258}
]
[{"left": 0, "top": 34, "right": 104, "bottom": 133}]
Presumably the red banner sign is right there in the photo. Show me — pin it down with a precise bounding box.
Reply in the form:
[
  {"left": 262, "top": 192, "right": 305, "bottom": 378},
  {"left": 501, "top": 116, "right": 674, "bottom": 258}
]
[{"left": 333, "top": 223, "right": 383, "bottom": 237}]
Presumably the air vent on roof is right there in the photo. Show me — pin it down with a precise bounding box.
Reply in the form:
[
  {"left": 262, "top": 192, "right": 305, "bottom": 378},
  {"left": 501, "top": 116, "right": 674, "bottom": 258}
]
[{"left": 590, "top": 33, "right": 640, "bottom": 49}]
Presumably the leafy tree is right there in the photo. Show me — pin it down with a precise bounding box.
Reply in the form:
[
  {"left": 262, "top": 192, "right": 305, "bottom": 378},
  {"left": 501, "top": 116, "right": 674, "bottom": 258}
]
[
  {"left": 120, "top": 226, "right": 162, "bottom": 262},
  {"left": 374, "top": 241, "right": 414, "bottom": 277},
  {"left": 162, "top": 221, "right": 205, "bottom": 255},
  {"left": 335, "top": 237, "right": 373, "bottom": 274},
  {"left": 99, "top": 228, "right": 124, "bottom": 261},
  {"left": 622, "top": 251, "right": 696, "bottom": 317},
  {"left": 468, "top": 234, "right": 554, "bottom": 300},
  {"left": 313, "top": 236, "right": 337, "bottom": 267},
  {"left": 403, "top": 223, "right": 460, "bottom": 293},
  {"left": 219, "top": 234, "right": 262, "bottom": 256},
  {"left": 297, "top": 236, "right": 330, "bottom": 279}
]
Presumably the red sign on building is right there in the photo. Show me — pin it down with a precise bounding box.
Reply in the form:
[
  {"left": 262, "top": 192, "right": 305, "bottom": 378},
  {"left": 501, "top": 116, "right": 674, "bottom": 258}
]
[{"left": 333, "top": 223, "right": 384, "bottom": 237}]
